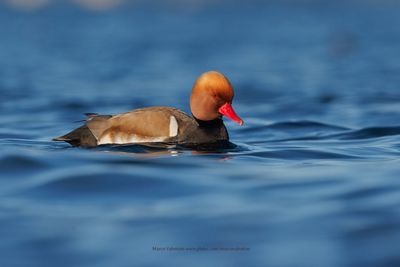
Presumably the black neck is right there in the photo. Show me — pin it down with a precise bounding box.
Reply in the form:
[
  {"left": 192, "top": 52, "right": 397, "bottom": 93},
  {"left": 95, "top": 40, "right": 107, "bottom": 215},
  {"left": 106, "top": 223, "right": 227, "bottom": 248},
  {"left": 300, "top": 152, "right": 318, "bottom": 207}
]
[{"left": 193, "top": 115, "right": 224, "bottom": 128}]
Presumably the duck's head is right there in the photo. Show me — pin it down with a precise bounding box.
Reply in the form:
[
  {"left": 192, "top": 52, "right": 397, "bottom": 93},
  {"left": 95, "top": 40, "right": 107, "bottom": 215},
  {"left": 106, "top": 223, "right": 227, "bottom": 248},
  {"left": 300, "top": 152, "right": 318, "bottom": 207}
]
[{"left": 190, "top": 71, "right": 243, "bottom": 126}]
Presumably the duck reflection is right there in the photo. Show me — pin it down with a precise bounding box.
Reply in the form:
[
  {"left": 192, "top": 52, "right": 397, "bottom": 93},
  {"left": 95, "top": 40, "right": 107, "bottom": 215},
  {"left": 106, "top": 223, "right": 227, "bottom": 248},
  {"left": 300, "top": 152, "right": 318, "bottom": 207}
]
[{"left": 93, "top": 141, "right": 238, "bottom": 159}]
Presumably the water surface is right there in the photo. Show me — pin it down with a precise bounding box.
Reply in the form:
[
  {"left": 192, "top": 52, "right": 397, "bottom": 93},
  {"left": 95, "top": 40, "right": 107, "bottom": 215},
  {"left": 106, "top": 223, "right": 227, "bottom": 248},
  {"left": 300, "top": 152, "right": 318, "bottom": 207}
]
[{"left": 1, "top": 2, "right": 400, "bottom": 267}]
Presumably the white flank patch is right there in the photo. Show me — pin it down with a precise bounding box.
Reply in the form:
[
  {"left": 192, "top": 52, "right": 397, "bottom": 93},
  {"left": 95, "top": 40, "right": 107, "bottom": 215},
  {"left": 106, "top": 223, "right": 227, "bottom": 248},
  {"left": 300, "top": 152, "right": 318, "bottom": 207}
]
[
  {"left": 98, "top": 133, "right": 167, "bottom": 145},
  {"left": 98, "top": 134, "right": 112, "bottom": 145},
  {"left": 169, "top": 115, "right": 178, "bottom": 137}
]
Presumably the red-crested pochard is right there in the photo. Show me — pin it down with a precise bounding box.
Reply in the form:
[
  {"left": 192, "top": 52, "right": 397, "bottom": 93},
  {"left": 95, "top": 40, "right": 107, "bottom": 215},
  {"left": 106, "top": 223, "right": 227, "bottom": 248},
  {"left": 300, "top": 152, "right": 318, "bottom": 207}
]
[{"left": 53, "top": 71, "right": 243, "bottom": 147}]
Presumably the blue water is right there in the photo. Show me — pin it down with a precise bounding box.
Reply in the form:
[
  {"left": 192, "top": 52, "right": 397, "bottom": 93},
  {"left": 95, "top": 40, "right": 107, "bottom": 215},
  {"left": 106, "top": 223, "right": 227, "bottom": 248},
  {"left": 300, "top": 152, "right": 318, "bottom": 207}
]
[{"left": 1, "top": 2, "right": 400, "bottom": 267}]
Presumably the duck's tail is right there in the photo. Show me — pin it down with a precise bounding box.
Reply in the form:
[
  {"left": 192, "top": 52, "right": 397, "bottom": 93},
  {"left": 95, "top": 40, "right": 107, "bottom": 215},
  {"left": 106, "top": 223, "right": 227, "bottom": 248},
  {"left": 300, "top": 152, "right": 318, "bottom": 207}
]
[{"left": 52, "top": 125, "right": 97, "bottom": 147}]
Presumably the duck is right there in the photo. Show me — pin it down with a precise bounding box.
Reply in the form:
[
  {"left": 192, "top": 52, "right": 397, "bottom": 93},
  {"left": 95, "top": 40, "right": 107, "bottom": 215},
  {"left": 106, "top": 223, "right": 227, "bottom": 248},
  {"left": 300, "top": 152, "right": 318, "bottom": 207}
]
[{"left": 53, "top": 71, "right": 243, "bottom": 147}]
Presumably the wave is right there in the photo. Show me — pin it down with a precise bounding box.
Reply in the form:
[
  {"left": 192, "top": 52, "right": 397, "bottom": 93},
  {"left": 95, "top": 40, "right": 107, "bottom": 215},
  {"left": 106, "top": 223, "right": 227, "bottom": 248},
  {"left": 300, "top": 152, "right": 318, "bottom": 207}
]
[
  {"left": 333, "top": 126, "right": 400, "bottom": 140},
  {"left": 23, "top": 171, "right": 203, "bottom": 200},
  {"left": 266, "top": 121, "right": 349, "bottom": 131},
  {"left": 0, "top": 154, "right": 48, "bottom": 173},
  {"left": 242, "top": 149, "right": 361, "bottom": 160},
  {"left": 248, "top": 121, "right": 400, "bottom": 142}
]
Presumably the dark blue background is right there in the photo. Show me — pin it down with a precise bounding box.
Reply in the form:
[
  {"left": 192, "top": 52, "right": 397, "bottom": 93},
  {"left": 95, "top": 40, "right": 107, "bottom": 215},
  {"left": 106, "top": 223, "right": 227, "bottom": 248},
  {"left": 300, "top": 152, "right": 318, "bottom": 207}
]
[{"left": 1, "top": 1, "right": 400, "bottom": 266}]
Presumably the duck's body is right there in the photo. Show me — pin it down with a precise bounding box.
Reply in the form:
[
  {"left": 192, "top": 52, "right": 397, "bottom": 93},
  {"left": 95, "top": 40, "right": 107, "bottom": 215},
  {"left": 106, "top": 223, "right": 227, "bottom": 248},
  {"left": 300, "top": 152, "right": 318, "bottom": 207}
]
[
  {"left": 53, "top": 71, "right": 242, "bottom": 147},
  {"left": 54, "top": 107, "right": 229, "bottom": 147}
]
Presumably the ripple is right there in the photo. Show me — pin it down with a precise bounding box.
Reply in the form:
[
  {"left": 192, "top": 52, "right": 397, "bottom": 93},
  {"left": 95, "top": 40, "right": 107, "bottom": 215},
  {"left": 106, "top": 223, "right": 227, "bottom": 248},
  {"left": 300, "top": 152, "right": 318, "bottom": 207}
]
[
  {"left": 256, "top": 124, "right": 400, "bottom": 143},
  {"left": 243, "top": 149, "right": 360, "bottom": 160},
  {"left": 334, "top": 126, "right": 400, "bottom": 140},
  {"left": 240, "top": 120, "right": 349, "bottom": 134},
  {"left": 0, "top": 154, "right": 48, "bottom": 174},
  {"left": 266, "top": 121, "right": 349, "bottom": 131},
  {"left": 25, "top": 172, "right": 204, "bottom": 200},
  {"left": 333, "top": 185, "right": 400, "bottom": 201},
  {"left": 251, "top": 178, "right": 343, "bottom": 192}
]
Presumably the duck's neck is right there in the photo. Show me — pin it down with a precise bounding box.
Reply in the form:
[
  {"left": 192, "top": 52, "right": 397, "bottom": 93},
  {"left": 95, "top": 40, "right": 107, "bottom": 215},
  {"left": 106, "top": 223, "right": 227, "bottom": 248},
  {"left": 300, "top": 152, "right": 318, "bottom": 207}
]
[{"left": 193, "top": 116, "right": 224, "bottom": 128}]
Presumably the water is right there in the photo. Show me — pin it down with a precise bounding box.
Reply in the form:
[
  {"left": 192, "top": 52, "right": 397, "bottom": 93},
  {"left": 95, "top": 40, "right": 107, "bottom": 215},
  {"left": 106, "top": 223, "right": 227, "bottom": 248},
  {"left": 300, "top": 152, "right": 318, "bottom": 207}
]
[{"left": 1, "top": 2, "right": 400, "bottom": 267}]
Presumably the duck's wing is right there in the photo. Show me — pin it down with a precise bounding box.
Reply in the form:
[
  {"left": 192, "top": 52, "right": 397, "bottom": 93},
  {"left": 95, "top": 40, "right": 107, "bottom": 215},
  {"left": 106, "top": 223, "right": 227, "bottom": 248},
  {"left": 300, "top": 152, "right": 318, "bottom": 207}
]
[{"left": 97, "top": 107, "right": 180, "bottom": 145}]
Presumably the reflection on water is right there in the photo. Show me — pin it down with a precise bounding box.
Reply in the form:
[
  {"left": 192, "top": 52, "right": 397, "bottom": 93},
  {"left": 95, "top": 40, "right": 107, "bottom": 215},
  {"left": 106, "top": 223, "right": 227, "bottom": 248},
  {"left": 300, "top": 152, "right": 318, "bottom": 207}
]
[{"left": 1, "top": 2, "right": 400, "bottom": 267}]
